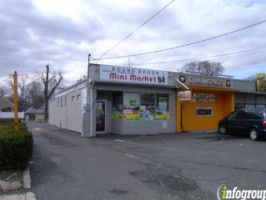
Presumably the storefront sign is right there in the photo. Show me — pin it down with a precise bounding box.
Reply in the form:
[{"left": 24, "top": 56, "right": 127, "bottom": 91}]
[
  {"left": 191, "top": 93, "right": 216, "bottom": 103},
  {"left": 100, "top": 65, "right": 168, "bottom": 85},
  {"left": 178, "top": 74, "right": 232, "bottom": 89},
  {"left": 178, "top": 91, "right": 191, "bottom": 101},
  {"left": 256, "top": 73, "right": 266, "bottom": 92}
]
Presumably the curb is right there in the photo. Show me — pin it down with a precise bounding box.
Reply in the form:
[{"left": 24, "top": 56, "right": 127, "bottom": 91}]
[{"left": 23, "top": 167, "right": 31, "bottom": 189}]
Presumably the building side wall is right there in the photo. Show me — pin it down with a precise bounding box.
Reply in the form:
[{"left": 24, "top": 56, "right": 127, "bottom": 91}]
[
  {"left": 49, "top": 89, "right": 84, "bottom": 133},
  {"left": 233, "top": 79, "right": 256, "bottom": 92}
]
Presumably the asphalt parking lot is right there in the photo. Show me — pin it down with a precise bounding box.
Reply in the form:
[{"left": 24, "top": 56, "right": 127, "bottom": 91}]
[{"left": 28, "top": 122, "right": 266, "bottom": 200}]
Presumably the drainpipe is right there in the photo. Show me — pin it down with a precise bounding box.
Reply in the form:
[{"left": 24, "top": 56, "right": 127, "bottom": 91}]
[{"left": 90, "top": 81, "right": 94, "bottom": 137}]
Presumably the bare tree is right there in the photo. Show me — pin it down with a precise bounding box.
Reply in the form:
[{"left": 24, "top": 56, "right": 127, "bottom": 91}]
[
  {"left": 245, "top": 75, "right": 256, "bottom": 81},
  {"left": 18, "top": 74, "right": 29, "bottom": 111},
  {"left": 28, "top": 80, "right": 44, "bottom": 109},
  {"left": 181, "top": 60, "right": 224, "bottom": 76},
  {"left": 4, "top": 74, "right": 30, "bottom": 111},
  {"left": 42, "top": 65, "right": 63, "bottom": 119},
  {"left": 0, "top": 83, "right": 9, "bottom": 96}
]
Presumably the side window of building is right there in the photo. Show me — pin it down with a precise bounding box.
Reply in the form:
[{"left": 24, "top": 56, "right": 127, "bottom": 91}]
[
  {"left": 72, "top": 96, "right": 75, "bottom": 102},
  {"left": 77, "top": 94, "right": 81, "bottom": 102},
  {"left": 61, "top": 96, "right": 63, "bottom": 107},
  {"left": 57, "top": 98, "right": 60, "bottom": 107},
  {"left": 65, "top": 95, "right": 67, "bottom": 107}
]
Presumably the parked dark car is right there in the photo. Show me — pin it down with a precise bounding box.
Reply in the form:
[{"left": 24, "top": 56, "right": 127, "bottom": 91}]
[{"left": 218, "top": 108, "right": 266, "bottom": 141}]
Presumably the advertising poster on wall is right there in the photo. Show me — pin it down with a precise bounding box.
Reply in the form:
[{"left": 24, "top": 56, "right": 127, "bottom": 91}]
[{"left": 123, "top": 93, "right": 140, "bottom": 120}]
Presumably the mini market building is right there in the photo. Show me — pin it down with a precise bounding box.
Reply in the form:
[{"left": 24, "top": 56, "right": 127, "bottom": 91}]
[
  {"left": 49, "top": 64, "right": 177, "bottom": 137},
  {"left": 48, "top": 64, "right": 266, "bottom": 137}
]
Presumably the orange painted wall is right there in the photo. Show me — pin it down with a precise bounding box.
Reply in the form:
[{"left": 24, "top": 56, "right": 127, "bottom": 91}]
[{"left": 176, "top": 90, "right": 235, "bottom": 132}]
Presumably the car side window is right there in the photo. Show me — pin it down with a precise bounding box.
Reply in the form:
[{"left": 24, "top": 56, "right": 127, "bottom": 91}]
[
  {"left": 236, "top": 110, "right": 248, "bottom": 120},
  {"left": 248, "top": 111, "right": 264, "bottom": 119},
  {"left": 228, "top": 111, "right": 237, "bottom": 120}
]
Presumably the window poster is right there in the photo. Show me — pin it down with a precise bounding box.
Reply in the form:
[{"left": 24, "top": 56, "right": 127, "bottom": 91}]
[
  {"left": 112, "top": 92, "right": 123, "bottom": 120},
  {"left": 140, "top": 94, "right": 155, "bottom": 120},
  {"left": 140, "top": 105, "right": 155, "bottom": 120},
  {"left": 156, "top": 96, "right": 170, "bottom": 120},
  {"left": 123, "top": 93, "right": 140, "bottom": 120}
]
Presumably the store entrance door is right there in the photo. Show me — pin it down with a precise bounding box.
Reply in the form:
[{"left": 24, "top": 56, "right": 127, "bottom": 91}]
[{"left": 96, "top": 100, "right": 106, "bottom": 133}]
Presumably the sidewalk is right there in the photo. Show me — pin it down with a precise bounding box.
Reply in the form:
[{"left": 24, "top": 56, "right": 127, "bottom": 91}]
[
  {"left": 0, "top": 192, "right": 35, "bottom": 200},
  {"left": 0, "top": 168, "right": 36, "bottom": 200}
]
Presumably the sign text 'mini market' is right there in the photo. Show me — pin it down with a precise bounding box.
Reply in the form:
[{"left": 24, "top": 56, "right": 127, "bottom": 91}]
[{"left": 100, "top": 65, "right": 169, "bottom": 85}]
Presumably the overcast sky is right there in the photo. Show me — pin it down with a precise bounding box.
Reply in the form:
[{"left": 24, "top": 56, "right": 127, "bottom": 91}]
[{"left": 0, "top": 0, "right": 266, "bottom": 84}]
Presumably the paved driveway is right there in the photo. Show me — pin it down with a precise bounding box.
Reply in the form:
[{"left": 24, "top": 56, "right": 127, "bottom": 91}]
[{"left": 28, "top": 122, "right": 266, "bottom": 200}]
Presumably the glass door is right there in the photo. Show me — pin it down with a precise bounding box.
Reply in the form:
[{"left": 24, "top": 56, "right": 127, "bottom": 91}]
[{"left": 96, "top": 100, "right": 106, "bottom": 132}]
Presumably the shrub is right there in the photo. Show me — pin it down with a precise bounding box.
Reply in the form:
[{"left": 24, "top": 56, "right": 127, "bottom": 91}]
[{"left": 0, "top": 123, "right": 33, "bottom": 170}]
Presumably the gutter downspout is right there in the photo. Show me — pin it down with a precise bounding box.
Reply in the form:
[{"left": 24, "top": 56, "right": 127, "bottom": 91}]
[{"left": 90, "top": 81, "right": 94, "bottom": 137}]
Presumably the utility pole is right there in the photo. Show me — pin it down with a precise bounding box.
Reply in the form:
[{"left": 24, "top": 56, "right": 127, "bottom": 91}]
[
  {"left": 87, "top": 54, "right": 91, "bottom": 79},
  {"left": 13, "top": 71, "right": 19, "bottom": 131}
]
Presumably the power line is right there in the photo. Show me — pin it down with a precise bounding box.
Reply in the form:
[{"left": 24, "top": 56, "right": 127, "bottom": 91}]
[
  {"left": 96, "top": 0, "right": 176, "bottom": 60},
  {"left": 131, "top": 47, "right": 266, "bottom": 66},
  {"left": 93, "top": 19, "right": 266, "bottom": 61}
]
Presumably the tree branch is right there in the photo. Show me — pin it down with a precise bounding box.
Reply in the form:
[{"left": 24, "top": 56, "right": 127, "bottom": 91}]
[{"left": 48, "top": 75, "right": 63, "bottom": 99}]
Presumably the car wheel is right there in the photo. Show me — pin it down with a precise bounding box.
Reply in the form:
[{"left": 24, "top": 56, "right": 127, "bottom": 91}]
[
  {"left": 218, "top": 125, "right": 227, "bottom": 135},
  {"left": 250, "top": 129, "right": 259, "bottom": 141}
]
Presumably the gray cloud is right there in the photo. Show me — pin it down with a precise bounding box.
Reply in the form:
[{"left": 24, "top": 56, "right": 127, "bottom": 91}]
[{"left": 0, "top": 0, "right": 266, "bottom": 83}]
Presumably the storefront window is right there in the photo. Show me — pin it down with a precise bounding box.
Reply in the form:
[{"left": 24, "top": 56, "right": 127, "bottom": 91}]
[
  {"left": 256, "top": 104, "right": 265, "bottom": 108},
  {"left": 140, "top": 94, "right": 155, "bottom": 120},
  {"left": 155, "top": 94, "right": 170, "bottom": 120},
  {"left": 196, "top": 108, "right": 213, "bottom": 117},
  {"left": 112, "top": 92, "right": 123, "bottom": 120},
  {"left": 123, "top": 93, "right": 140, "bottom": 120}
]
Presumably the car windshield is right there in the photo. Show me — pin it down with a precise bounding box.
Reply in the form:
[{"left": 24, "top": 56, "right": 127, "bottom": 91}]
[{"left": 228, "top": 111, "right": 237, "bottom": 120}]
